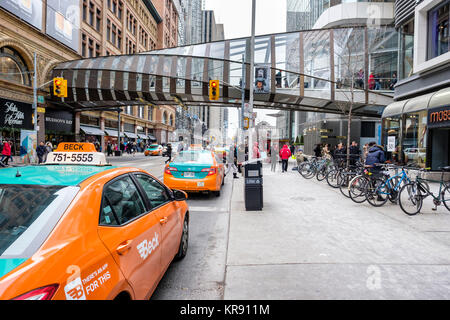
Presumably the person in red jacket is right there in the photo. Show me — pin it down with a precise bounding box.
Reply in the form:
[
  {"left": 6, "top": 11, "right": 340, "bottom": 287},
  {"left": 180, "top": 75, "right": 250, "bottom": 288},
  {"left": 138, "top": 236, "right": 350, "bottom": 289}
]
[
  {"left": 279, "top": 144, "right": 292, "bottom": 173},
  {"left": 1, "top": 140, "right": 12, "bottom": 166}
]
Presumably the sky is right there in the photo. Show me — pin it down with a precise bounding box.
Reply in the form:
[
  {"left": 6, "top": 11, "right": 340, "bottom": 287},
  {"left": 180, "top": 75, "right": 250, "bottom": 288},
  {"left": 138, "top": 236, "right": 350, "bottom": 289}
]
[{"left": 203, "top": 0, "right": 287, "bottom": 132}]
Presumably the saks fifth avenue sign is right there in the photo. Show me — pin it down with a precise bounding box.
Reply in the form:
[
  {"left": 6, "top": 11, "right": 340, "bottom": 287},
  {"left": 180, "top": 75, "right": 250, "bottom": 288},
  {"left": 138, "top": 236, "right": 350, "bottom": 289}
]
[{"left": 0, "top": 98, "right": 33, "bottom": 130}]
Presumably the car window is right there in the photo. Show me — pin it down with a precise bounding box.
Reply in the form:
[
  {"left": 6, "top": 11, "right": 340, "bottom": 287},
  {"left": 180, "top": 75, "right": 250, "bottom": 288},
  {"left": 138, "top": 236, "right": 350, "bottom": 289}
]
[
  {"left": 0, "top": 185, "right": 79, "bottom": 258},
  {"left": 101, "top": 176, "right": 146, "bottom": 226},
  {"left": 135, "top": 174, "right": 170, "bottom": 208}
]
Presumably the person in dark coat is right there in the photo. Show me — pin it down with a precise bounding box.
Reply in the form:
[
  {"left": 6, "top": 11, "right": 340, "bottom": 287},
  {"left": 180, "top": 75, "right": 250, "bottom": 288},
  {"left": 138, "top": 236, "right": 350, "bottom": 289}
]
[
  {"left": 36, "top": 142, "right": 47, "bottom": 164},
  {"left": 313, "top": 144, "right": 322, "bottom": 158},
  {"left": 365, "top": 142, "right": 386, "bottom": 173},
  {"left": 165, "top": 143, "right": 172, "bottom": 164},
  {"left": 349, "top": 141, "right": 361, "bottom": 166}
]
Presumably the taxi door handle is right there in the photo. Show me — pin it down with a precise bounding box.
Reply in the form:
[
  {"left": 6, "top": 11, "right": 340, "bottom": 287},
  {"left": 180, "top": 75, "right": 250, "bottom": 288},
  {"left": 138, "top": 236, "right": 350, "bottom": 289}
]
[
  {"left": 116, "top": 240, "right": 133, "bottom": 255},
  {"left": 160, "top": 217, "right": 168, "bottom": 225}
]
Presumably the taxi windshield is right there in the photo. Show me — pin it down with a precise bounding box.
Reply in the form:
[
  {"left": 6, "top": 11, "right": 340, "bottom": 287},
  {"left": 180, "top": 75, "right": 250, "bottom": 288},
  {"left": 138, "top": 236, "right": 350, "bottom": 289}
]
[
  {"left": 148, "top": 145, "right": 159, "bottom": 149},
  {"left": 0, "top": 185, "right": 79, "bottom": 258},
  {"left": 173, "top": 151, "right": 214, "bottom": 164}
]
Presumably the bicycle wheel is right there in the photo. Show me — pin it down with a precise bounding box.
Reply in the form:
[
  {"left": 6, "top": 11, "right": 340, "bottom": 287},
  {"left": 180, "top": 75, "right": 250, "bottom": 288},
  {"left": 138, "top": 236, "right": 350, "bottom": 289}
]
[
  {"left": 443, "top": 185, "right": 450, "bottom": 211},
  {"left": 399, "top": 183, "right": 423, "bottom": 216},
  {"left": 366, "top": 178, "right": 389, "bottom": 207},
  {"left": 349, "top": 175, "right": 368, "bottom": 203},
  {"left": 316, "top": 167, "right": 327, "bottom": 181},
  {"left": 301, "top": 163, "right": 316, "bottom": 179},
  {"left": 387, "top": 176, "right": 401, "bottom": 203},
  {"left": 338, "top": 172, "right": 352, "bottom": 198},
  {"left": 326, "top": 169, "right": 340, "bottom": 188}
]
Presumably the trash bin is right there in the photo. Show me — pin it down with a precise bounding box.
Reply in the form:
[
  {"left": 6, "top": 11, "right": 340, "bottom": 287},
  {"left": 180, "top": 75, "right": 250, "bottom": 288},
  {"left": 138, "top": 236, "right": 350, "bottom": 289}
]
[
  {"left": 114, "top": 150, "right": 122, "bottom": 157},
  {"left": 244, "top": 162, "right": 263, "bottom": 211}
]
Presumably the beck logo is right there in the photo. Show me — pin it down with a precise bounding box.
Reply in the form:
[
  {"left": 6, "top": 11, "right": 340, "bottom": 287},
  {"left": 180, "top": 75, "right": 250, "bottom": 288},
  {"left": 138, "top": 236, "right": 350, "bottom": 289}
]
[
  {"left": 64, "top": 277, "right": 87, "bottom": 300},
  {"left": 137, "top": 233, "right": 160, "bottom": 260}
]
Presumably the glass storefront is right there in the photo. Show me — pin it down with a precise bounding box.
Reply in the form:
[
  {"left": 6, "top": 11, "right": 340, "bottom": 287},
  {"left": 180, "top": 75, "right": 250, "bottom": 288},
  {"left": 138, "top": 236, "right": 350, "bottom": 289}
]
[
  {"left": 403, "top": 111, "right": 427, "bottom": 168},
  {"left": 428, "top": 0, "right": 450, "bottom": 60},
  {"left": 382, "top": 116, "right": 402, "bottom": 163}
]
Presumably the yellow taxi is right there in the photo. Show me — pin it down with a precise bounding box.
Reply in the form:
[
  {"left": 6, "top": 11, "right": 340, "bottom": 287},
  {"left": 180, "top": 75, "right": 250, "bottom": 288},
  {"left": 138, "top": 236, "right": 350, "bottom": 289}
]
[
  {"left": 0, "top": 143, "right": 189, "bottom": 300},
  {"left": 163, "top": 149, "right": 225, "bottom": 197}
]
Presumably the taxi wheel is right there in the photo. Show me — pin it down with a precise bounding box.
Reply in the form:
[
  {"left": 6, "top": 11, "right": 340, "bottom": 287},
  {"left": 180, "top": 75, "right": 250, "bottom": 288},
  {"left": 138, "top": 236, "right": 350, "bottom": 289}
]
[
  {"left": 175, "top": 214, "right": 189, "bottom": 261},
  {"left": 213, "top": 190, "right": 221, "bottom": 197}
]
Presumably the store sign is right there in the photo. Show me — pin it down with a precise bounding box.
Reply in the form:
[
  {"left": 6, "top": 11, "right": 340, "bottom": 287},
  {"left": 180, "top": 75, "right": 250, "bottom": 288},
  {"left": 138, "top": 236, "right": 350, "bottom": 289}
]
[
  {"left": 45, "top": 109, "right": 74, "bottom": 133},
  {"left": 428, "top": 106, "right": 450, "bottom": 129},
  {"left": 0, "top": 98, "right": 33, "bottom": 130},
  {"left": 387, "top": 136, "right": 396, "bottom": 152}
]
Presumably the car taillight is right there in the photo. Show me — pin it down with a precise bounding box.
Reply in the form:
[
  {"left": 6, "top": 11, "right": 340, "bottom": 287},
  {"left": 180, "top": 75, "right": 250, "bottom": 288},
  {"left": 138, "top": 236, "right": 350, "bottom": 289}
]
[
  {"left": 13, "top": 284, "right": 59, "bottom": 300},
  {"left": 165, "top": 167, "right": 178, "bottom": 175},
  {"left": 202, "top": 168, "right": 217, "bottom": 176}
]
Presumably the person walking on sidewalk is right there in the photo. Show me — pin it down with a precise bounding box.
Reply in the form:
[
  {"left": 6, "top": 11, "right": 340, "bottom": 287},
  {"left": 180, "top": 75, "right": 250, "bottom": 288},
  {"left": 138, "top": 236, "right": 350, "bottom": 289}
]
[
  {"left": 36, "top": 142, "right": 47, "bottom": 164},
  {"left": 279, "top": 144, "right": 292, "bottom": 173},
  {"left": 1, "top": 140, "right": 11, "bottom": 166},
  {"left": 270, "top": 144, "right": 278, "bottom": 172}
]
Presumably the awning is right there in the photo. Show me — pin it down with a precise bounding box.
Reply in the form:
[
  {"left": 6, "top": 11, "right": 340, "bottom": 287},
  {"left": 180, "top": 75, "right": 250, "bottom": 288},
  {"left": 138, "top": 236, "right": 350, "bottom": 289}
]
[
  {"left": 147, "top": 135, "right": 157, "bottom": 141},
  {"left": 383, "top": 87, "right": 450, "bottom": 119},
  {"left": 80, "top": 125, "right": 104, "bottom": 136},
  {"left": 104, "top": 129, "right": 124, "bottom": 137},
  {"left": 403, "top": 92, "right": 435, "bottom": 114},
  {"left": 124, "top": 132, "right": 138, "bottom": 139},
  {"left": 429, "top": 87, "right": 450, "bottom": 109},
  {"left": 137, "top": 134, "right": 147, "bottom": 139},
  {"left": 381, "top": 100, "right": 407, "bottom": 118}
]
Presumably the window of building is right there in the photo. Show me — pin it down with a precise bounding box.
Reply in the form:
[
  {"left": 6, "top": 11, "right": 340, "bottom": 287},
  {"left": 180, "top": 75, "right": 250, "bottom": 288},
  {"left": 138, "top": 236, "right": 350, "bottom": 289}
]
[
  {"left": 0, "top": 46, "right": 31, "bottom": 86},
  {"left": 361, "top": 122, "right": 375, "bottom": 138},
  {"left": 118, "top": 1, "right": 123, "bottom": 19},
  {"left": 148, "top": 106, "right": 153, "bottom": 121},
  {"left": 428, "top": 0, "right": 450, "bottom": 60},
  {"left": 95, "top": 43, "right": 101, "bottom": 57},
  {"left": 88, "top": 38, "right": 94, "bottom": 58},
  {"left": 89, "top": 1, "right": 94, "bottom": 26},
  {"left": 112, "top": 24, "right": 117, "bottom": 46},
  {"left": 96, "top": 8, "right": 101, "bottom": 31},
  {"left": 81, "top": 33, "right": 87, "bottom": 57},
  {"left": 403, "top": 111, "right": 428, "bottom": 168},
  {"left": 82, "top": 0, "right": 87, "bottom": 22},
  {"left": 399, "top": 19, "right": 414, "bottom": 80},
  {"left": 106, "top": 19, "right": 111, "bottom": 41}
]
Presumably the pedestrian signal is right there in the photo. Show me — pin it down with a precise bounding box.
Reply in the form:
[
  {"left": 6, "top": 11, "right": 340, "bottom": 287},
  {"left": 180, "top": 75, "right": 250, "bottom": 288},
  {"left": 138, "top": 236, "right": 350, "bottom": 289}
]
[
  {"left": 209, "top": 80, "right": 219, "bottom": 101},
  {"left": 53, "top": 77, "right": 68, "bottom": 98}
]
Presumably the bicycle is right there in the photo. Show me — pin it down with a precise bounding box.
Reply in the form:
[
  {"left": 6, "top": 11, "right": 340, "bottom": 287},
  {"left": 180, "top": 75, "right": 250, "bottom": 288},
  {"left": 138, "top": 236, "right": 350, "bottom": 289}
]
[{"left": 398, "top": 166, "right": 450, "bottom": 215}]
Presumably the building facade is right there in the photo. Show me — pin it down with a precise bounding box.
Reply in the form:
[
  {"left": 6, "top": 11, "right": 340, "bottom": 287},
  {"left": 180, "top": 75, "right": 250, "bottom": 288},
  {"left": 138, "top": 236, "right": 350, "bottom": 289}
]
[
  {"left": 0, "top": 0, "right": 177, "bottom": 155},
  {"left": 382, "top": 0, "right": 450, "bottom": 171}
]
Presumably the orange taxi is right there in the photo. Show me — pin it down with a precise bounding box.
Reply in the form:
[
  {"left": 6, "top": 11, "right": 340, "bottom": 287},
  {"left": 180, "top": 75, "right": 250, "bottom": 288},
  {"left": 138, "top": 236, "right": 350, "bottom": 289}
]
[
  {"left": 0, "top": 143, "right": 189, "bottom": 300},
  {"left": 144, "top": 144, "right": 163, "bottom": 156},
  {"left": 163, "top": 149, "right": 225, "bottom": 197}
]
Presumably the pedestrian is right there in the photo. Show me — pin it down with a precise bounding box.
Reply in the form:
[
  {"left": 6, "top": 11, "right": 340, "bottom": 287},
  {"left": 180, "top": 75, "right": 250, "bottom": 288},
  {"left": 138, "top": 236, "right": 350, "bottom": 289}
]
[
  {"left": 363, "top": 143, "right": 369, "bottom": 161},
  {"left": 313, "top": 144, "right": 322, "bottom": 158},
  {"left": 276, "top": 71, "right": 282, "bottom": 88},
  {"left": 289, "top": 144, "right": 295, "bottom": 156},
  {"left": 270, "top": 144, "right": 278, "bottom": 172},
  {"left": 389, "top": 73, "right": 397, "bottom": 90},
  {"left": 36, "top": 141, "right": 47, "bottom": 164},
  {"left": 333, "top": 143, "right": 346, "bottom": 167},
  {"left": 107, "top": 142, "right": 113, "bottom": 156},
  {"left": 368, "top": 73, "right": 375, "bottom": 90},
  {"left": 322, "top": 144, "right": 332, "bottom": 160},
  {"left": 252, "top": 142, "right": 261, "bottom": 160},
  {"left": 1, "top": 140, "right": 11, "bottom": 166},
  {"left": 349, "top": 141, "right": 360, "bottom": 166},
  {"left": 295, "top": 148, "right": 305, "bottom": 168},
  {"left": 165, "top": 143, "right": 172, "bottom": 164},
  {"left": 44, "top": 142, "right": 53, "bottom": 162},
  {"left": 225, "top": 145, "right": 239, "bottom": 179},
  {"left": 357, "top": 69, "right": 364, "bottom": 89},
  {"left": 365, "top": 142, "right": 386, "bottom": 173},
  {"left": 279, "top": 144, "right": 292, "bottom": 173}
]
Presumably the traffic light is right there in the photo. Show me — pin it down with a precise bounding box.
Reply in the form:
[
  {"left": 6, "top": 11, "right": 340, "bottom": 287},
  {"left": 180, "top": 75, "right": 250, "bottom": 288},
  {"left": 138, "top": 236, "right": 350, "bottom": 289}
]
[
  {"left": 53, "top": 77, "right": 67, "bottom": 98},
  {"left": 209, "top": 80, "right": 219, "bottom": 101}
]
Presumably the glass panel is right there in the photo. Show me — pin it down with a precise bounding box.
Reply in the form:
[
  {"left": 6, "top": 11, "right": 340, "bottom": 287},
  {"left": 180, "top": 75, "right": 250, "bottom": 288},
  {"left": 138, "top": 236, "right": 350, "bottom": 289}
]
[
  {"left": 403, "top": 111, "right": 428, "bottom": 168},
  {"left": 190, "top": 58, "right": 204, "bottom": 86},
  {"left": 304, "top": 30, "right": 330, "bottom": 97},
  {"left": 428, "top": 1, "right": 450, "bottom": 60},
  {"left": 229, "top": 39, "right": 247, "bottom": 62},
  {"left": 0, "top": 57, "right": 24, "bottom": 85},
  {"left": 382, "top": 116, "right": 402, "bottom": 164},
  {"left": 207, "top": 59, "right": 223, "bottom": 83},
  {"left": 162, "top": 56, "right": 172, "bottom": 91},
  {"left": 254, "top": 36, "right": 271, "bottom": 64},
  {"left": 176, "top": 57, "right": 186, "bottom": 89},
  {"left": 334, "top": 28, "right": 364, "bottom": 90},
  {"left": 368, "top": 26, "right": 399, "bottom": 90},
  {"left": 209, "top": 42, "right": 225, "bottom": 60},
  {"left": 399, "top": 19, "right": 414, "bottom": 80}
]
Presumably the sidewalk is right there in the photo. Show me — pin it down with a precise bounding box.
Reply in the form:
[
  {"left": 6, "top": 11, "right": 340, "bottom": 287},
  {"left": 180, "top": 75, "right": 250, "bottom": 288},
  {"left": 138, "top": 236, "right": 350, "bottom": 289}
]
[{"left": 224, "top": 161, "right": 450, "bottom": 299}]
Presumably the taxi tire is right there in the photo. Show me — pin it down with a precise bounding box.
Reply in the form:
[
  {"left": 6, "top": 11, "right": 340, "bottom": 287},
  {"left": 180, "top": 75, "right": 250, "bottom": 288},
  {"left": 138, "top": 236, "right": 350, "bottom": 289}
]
[
  {"left": 174, "top": 214, "right": 189, "bottom": 261},
  {"left": 213, "top": 190, "right": 221, "bottom": 197}
]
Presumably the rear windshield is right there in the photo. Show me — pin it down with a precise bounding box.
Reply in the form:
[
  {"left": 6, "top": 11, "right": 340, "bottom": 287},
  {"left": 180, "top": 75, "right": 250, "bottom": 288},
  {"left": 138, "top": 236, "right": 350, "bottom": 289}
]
[
  {"left": 173, "top": 151, "right": 214, "bottom": 164},
  {"left": 149, "top": 145, "right": 159, "bottom": 148},
  {"left": 0, "top": 185, "right": 79, "bottom": 258}
]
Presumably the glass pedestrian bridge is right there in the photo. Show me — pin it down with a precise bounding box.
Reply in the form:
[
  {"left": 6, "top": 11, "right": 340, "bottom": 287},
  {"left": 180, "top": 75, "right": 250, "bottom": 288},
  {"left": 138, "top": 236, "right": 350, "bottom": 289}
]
[{"left": 51, "top": 25, "right": 397, "bottom": 117}]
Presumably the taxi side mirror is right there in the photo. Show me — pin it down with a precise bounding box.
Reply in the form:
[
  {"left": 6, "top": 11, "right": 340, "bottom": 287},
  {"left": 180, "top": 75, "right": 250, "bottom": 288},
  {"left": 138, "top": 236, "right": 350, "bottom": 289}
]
[{"left": 173, "top": 189, "right": 188, "bottom": 201}]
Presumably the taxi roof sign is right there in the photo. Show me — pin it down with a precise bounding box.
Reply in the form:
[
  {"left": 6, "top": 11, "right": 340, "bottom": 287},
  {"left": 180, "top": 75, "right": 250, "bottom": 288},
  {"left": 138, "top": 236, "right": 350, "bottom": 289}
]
[
  {"left": 45, "top": 142, "right": 110, "bottom": 166},
  {"left": 56, "top": 143, "right": 97, "bottom": 153}
]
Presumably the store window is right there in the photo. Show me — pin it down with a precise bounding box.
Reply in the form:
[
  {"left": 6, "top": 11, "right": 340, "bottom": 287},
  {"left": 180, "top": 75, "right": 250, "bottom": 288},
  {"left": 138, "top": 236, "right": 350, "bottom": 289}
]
[
  {"left": 399, "top": 19, "right": 414, "bottom": 80},
  {"left": 0, "top": 47, "right": 31, "bottom": 86},
  {"left": 382, "top": 116, "right": 402, "bottom": 164},
  {"left": 403, "top": 111, "right": 428, "bottom": 168},
  {"left": 428, "top": 0, "right": 450, "bottom": 60}
]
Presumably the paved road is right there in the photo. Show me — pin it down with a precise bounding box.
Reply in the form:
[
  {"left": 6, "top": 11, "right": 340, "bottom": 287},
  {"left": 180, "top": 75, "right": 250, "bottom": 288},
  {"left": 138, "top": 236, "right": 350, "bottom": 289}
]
[{"left": 108, "top": 154, "right": 233, "bottom": 300}]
